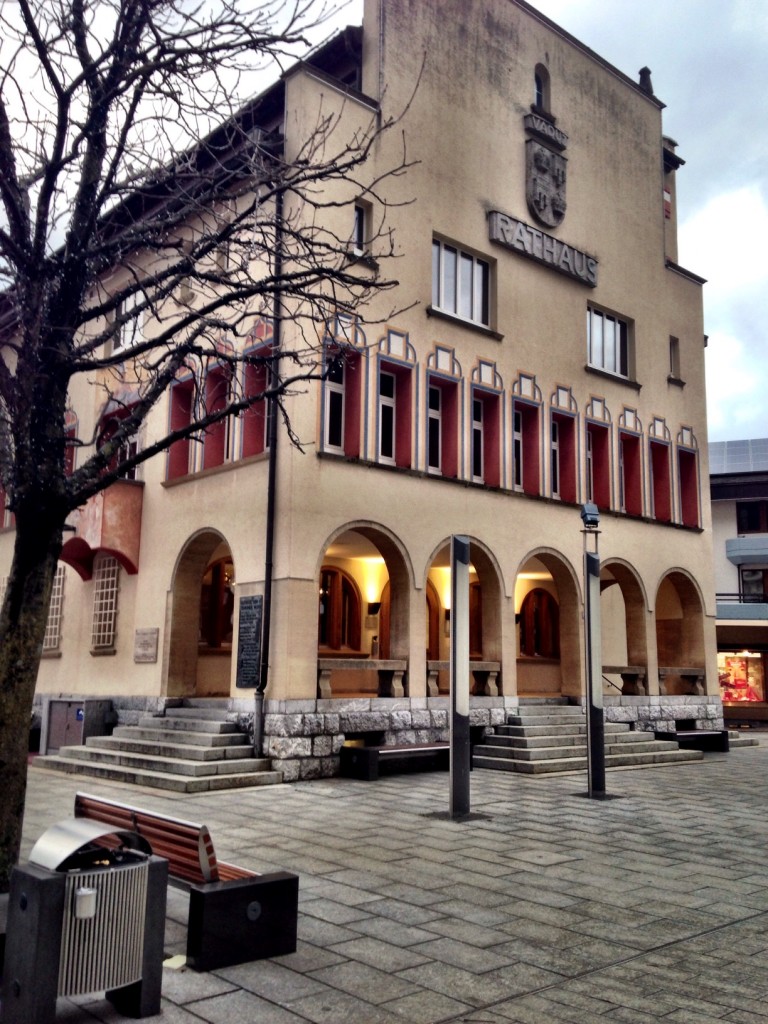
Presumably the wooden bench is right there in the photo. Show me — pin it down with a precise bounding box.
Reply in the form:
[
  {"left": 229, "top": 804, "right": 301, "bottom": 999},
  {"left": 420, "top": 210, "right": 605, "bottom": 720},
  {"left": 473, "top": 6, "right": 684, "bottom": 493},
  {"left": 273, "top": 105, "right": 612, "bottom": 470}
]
[
  {"left": 74, "top": 792, "right": 298, "bottom": 972},
  {"left": 339, "top": 742, "right": 450, "bottom": 780},
  {"left": 654, "top": 729, "right": 729, "bottom": 752},
  {"left": 426, "top": 661, "right": 501, "bottom": 697},
  {"left": 317, "top": 658, "right": 408, "bottom": 698}
]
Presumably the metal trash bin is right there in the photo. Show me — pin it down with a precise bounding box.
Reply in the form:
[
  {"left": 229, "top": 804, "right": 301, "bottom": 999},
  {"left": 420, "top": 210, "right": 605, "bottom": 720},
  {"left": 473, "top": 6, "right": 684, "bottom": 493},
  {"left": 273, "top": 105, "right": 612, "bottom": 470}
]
[{"left": 1, "top": 818, "right": 168, "bottom": 1024}]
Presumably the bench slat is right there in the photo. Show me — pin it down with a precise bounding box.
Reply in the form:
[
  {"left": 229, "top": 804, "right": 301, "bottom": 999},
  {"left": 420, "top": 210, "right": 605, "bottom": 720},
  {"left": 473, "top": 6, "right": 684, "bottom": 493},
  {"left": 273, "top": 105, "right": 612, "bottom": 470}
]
[{"left": 73, "top": 792, "right": 261, "bottom": 885}]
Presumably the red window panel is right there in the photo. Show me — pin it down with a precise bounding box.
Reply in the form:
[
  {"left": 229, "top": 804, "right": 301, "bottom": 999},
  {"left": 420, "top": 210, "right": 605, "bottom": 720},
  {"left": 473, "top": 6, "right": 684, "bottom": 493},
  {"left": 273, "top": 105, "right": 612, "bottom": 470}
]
[
  {"left": 678, "top": 448, "right": 699, "bottom": 527},
  {"left": 242, "top": 359, "right": 269, "bottom": 459},
  {"left": 203, "top": 365, "right": 231, "bottom": 470},
  {"left": 586, "top": 422, "right": 611, "bottom": 510},
  {"left": 514, "top": 402, "right": 540, "bottom": 496},
  {"left": 473, "top": 389, "right": 501, "bottom": 488},
  {"left": 619, "top": 432, "right": 642, "bottom": 516},
  {"left": 650, "top": 440, "right": 672, "bottom": 522},
  {"left": 428, "top": 376, "right": 459, "bottom": 479},
  {"left": 167, "top": 378, "right": 194, "bottom": 479},
  {"left": 552, "top": 412, "right": 576, "bottom": 503}
]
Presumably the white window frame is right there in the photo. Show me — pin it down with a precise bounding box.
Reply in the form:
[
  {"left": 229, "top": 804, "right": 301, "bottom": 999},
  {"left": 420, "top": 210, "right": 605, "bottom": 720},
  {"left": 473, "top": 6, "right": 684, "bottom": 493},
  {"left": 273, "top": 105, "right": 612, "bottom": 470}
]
[
  {"left": 427, "top": 384, "right": 442, "bottom": 474},
  {"left": 513, "top": 408, "right": 523, "bottom": 491},
  {"left": 91, "top": 554, "right": 120, "bottom": 652},
  {"left": 323, "top": 359, "right": 346, "bottom": 454},
  {"left": 551, "top": 420, "right": 560, "bottom": 498},
  {"left": 432, "top": 239, "right": 490, "bottom": 327},
  {"left": 378, "top": 370, "right": 396, "bottom": 465},
  {"left": 43, "top": 565, "right": 66, "bottom": 652},
  {"left": 115, "top": 290, "right": 143, "bottom": 352},
  {"left": 472, "top": 398, "right": 484, "bottom": 483},
  {"left": 587, "top": 306, "right": 629, "bottom": 379}
]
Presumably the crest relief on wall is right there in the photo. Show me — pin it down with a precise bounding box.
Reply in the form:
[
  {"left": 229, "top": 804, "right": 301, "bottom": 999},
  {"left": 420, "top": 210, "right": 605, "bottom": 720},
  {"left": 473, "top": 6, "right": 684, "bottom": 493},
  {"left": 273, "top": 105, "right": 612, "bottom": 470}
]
[{"left": 523, "top": 113, "right": 568, "bottom": 229}]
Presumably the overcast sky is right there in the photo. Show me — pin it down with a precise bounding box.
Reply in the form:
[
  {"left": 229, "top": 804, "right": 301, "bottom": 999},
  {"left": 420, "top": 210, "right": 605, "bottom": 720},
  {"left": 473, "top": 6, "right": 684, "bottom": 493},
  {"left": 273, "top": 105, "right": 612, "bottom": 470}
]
[{"left": 330, "top": 0, "right": 767, "bottom": 443}]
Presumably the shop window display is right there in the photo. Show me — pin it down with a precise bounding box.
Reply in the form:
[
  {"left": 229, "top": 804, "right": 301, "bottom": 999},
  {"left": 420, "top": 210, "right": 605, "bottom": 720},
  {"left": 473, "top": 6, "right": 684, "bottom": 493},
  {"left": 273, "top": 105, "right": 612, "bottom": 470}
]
[{"left": 718, "top": 651, "right": 766, "bottom": 703}]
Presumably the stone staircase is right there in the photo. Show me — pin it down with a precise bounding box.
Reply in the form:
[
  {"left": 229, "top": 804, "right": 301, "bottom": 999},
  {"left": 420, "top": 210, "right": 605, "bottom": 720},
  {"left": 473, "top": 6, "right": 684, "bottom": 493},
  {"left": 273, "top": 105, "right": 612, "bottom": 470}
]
[
  {"left": 473, "top": 702, "right": 707, "bottom": 775},
  {"left": 33, "top": 702, "right": 283, "bottom": 793}
]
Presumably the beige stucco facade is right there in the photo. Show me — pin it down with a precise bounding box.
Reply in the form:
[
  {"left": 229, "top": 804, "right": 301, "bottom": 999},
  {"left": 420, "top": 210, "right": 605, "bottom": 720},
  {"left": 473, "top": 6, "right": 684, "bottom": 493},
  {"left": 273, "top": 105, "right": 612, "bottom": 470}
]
[{"left": 4, "top": 0, "right": 720, "bottom": 776}]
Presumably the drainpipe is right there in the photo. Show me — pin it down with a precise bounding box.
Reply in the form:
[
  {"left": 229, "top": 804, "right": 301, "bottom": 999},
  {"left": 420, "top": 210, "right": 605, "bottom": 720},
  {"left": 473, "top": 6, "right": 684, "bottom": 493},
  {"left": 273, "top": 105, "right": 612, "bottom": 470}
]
[{"left": 254, "top": 188, "right": 283, "bottom": 757}]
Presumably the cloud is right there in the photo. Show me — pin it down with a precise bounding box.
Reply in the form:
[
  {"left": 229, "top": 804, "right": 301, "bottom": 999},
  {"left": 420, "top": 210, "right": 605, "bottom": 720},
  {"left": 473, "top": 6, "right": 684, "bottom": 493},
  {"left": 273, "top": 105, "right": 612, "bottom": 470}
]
[{"left": 705, "top": 331, "right": 768, "bottom": 440}]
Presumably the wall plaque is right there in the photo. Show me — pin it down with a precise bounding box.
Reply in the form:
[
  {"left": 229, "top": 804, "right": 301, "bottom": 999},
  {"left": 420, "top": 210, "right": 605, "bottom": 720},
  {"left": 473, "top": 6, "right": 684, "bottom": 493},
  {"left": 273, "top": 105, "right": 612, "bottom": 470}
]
[
  {"left": 134, "top": 628, "right": 159, "bottom": 664},
  {"left": 236, "top": 595, "right": 263, "bottom": 689}
]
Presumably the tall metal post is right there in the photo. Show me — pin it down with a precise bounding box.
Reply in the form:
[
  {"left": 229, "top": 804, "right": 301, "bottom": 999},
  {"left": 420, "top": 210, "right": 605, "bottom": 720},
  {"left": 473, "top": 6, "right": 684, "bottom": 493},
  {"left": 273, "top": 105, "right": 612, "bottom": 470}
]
[
  {"left": 450, "top": 535, "right": 471, "bottom": 818},
  {"left": 581, "top": 503, "right": 605, "bottom": 797}
]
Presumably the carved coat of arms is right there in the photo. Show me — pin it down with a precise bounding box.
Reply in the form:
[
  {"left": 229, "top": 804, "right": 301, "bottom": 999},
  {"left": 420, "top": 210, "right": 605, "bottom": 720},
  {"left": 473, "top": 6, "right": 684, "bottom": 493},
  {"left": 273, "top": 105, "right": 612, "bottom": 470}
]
[{"left": 526, "top": 140, "right": 567, "bottom": 229}]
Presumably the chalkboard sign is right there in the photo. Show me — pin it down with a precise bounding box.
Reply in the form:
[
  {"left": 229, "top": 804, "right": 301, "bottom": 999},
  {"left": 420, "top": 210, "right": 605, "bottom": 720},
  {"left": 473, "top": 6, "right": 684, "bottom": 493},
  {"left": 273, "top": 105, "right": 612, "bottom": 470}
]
[{"left": 236, "top": 595, "right": 263, "bottom": 689}]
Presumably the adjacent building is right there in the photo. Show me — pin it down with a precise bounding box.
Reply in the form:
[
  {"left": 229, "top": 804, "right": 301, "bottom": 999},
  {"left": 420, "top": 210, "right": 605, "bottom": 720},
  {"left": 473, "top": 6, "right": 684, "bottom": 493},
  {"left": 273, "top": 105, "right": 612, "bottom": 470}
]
[
  {"left": 711, "top": 439, "right": 768, "bottom": 724},
  {"left": 4, "top": 0, "right": 721, "bottom": 778}
]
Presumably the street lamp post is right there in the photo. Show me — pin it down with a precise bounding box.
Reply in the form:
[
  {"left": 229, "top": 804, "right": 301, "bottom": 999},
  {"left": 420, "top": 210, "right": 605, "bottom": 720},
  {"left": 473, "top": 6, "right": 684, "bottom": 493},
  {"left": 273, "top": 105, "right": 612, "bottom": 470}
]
[{"left": 581, "top": 502, "right": 605, "bottom": 798}]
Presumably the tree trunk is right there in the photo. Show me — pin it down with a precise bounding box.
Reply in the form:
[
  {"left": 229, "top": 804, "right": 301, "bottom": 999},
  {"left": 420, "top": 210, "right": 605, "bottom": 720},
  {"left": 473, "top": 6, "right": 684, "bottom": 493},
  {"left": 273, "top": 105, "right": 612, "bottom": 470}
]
[{"left": 0, "top": 510, "right": 63, "bottom": 892}]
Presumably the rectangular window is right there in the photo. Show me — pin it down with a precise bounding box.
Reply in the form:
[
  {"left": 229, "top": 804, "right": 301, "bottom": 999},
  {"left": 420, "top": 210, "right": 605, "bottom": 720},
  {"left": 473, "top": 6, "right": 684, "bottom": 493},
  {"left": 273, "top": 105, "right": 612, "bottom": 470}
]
[
  {"left": 43, "top": 565, "right": 66, "bottom": 652},
  {"left": 586, "top": 422, "right": 611, "bottom": 509},
  {"left": 379, "top": 371, "right": 396, "bottom": 464},
  {"left": 740, "top": 568, "right": 768, "bottom": 603},
  {"left": 678, "top": 447, "right": 699, "bottom": 527},
  {"left": 115, "top": 291, "right": 143, "bottom": 352},
  {"left": 650, "top": 440, "right": 672, "bottom": 522},
  {"left": 322, "top": 350, "right": 361, "bottom": 458},
  {"left": 587, "top": 307, "right": 629, "bottom": 378},
  {"left": 737, "top": 501, "right": 768, "bottom": 534},
  {"left": 353, "top": 204, "right": 367, "bottom": 255},
  {"left": 619, "top": 432, "right": 642, "bottom": 516},
  {"left": 472, "top": 399, "right": 483, "bottom": 482},
  {"left": 551, "top": 413, "right": 576, "bottom": 502},
  {"left": 432, "top": 239, "right": 490, "bottom": 327},
  {"left": 669, "top": 336, "right": 681, "bottom": 380},
  {"left": 428, "top": 385, "right": 441, "bottom": 473},
  {"left": 91, "top": 554, "right": 120, "bottom": 651}
]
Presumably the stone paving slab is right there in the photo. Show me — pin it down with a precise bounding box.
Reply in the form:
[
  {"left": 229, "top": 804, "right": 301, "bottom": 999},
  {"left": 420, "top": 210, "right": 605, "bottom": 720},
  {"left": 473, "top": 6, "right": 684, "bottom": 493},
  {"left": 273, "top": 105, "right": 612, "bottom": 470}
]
[{"left": 10, "top": 741, "right": 768, "bottom": 1022}]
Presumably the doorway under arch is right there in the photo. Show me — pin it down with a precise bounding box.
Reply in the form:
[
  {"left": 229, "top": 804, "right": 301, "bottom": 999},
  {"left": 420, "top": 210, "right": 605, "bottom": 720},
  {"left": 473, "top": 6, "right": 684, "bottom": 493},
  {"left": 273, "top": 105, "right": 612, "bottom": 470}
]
[
  {"left": 514, "top": 551, "right": 581, "bottom": 698},
  {"left": 316, "top": 525, "right": 412, "bottom": 697},
  {"left": 166, "top": 530, "right": 235, "bottom": 698}
]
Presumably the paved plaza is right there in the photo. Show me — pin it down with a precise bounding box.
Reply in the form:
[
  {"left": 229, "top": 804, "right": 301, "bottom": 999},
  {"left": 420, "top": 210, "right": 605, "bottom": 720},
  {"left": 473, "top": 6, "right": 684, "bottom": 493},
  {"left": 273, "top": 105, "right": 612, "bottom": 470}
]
[{"left": 14, "top": 739, "right": 768, "bottom": 1022}]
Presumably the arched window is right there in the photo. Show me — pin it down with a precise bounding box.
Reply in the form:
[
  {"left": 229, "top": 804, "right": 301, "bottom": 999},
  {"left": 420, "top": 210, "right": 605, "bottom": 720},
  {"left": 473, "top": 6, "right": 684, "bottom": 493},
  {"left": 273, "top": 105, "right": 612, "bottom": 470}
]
[
  {"left": 534, "top": 64, "right": 550, "bottom": 112},
  {"left": 318, "top": 566, "right": 362, "bottom": 651},
  {"left": 519, "top": 588, "right": 559, "bottom": 658}
]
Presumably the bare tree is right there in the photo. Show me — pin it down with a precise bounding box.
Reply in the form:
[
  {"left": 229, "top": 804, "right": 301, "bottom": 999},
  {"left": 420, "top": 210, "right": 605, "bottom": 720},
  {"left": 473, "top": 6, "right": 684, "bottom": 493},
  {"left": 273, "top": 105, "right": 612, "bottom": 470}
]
[{"left": 0, "top": 0, "right": 411, "bottom": 890}]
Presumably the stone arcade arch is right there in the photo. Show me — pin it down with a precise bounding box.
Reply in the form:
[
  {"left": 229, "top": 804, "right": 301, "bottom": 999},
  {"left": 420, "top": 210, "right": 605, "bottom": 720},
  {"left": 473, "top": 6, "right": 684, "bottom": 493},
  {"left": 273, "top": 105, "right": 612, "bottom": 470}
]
[
  {"left": 515, "top": 549, "right": 582, "bottom": 698},
  {"left": 316, "top": 524, "right": 413, "bottom": 698},
  {"left": 600, "top": 560, "right": 650, "bottom": 695},
  {"left": 424, "top": 537, "right": 504, "bottom": 695},
  {"left": 165, "top": 529, "right": 234, "bottom": 698},
  {"left": 654, "top": 569, "right": 708, "bottom": 695}
]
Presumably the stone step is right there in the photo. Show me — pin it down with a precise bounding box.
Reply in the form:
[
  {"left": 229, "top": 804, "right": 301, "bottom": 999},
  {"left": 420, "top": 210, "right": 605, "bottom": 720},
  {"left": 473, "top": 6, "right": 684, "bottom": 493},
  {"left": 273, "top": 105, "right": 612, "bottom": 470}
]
[
  {"left": 136, "top": 715, "right": 239, "bottom": 735},
  {"left": 474, "top": 748, "right": 702, "bottom": 775},
  {"left": 490, "top": 730, "right": 660, "bottom": 750},
  {"left": 728, "top": 731, "right": 760, "bottom": 748},
  {"left": 112, "top": 725, "right": 248, "bottom": 747},
  {"left": 474, "top": 737, "right": 680, "bottom": 762},
  {"left": 33, "top": 757, "right": 283, "bottom": 792},
  {"left": 164, "top": 706, "right": 233, "bottom": 722},
  {"left": 496, "top": 722, "right": 629, "bottom": 737},
  {"left": 54, "top": 745, "right": 267, "bottom": 778},
  {"left": 506, "top": 713, "right": 585, "bottom": 727},
  {"left": 87, "top": 735, "right": 255, "bottom": 762}
]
